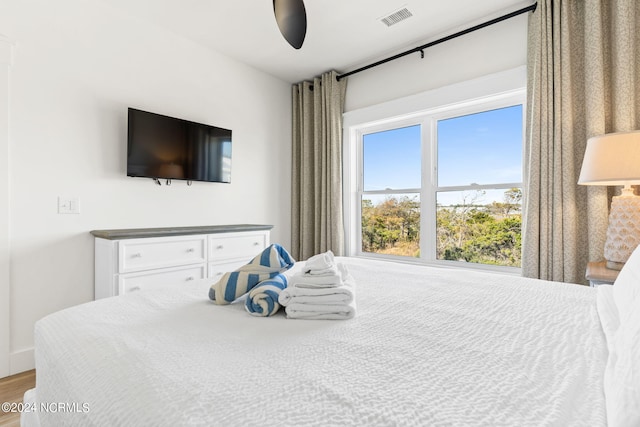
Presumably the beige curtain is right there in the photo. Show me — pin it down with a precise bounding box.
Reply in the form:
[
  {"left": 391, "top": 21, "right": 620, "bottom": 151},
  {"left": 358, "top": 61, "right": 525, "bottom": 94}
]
[
  {"left": 523, "top": 0, "right": 640, "bottom": 283},
  {"left": 291, "top": 70, "right": 347, "bottom": 260}
]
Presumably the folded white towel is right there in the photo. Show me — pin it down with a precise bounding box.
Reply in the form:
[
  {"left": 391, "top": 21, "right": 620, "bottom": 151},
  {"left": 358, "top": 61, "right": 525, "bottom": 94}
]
[
  {"left": 281, "top": 262, "right": 306, "bottom": 279},
  {"left": 278, "top": 277, "right": 354, "bottom": 306},
  {"left": 288, "top": 272, "right": 342, "bottom": 288},
  {"left": 289, "top": 262, "right": 348, "bottom": 288},
  {"left": 285, "top": 300, "right": 356, "bottom": 320},
  {"left": 304, "top": 250, "right": 335, "bottom": 273},
  {"left": 305, "top": 265, "right": 339, "bottom": 276}
]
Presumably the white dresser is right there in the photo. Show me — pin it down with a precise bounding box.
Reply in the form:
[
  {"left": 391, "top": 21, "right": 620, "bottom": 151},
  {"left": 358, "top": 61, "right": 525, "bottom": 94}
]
[{"left": 91, "top": 225, "right": 272, "bottom": 299}]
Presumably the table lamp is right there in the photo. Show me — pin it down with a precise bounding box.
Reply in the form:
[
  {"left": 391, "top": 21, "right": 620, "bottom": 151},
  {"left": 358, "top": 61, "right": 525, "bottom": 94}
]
[{"left": 578, "top": 130, "right": 640, "bottom": 270}]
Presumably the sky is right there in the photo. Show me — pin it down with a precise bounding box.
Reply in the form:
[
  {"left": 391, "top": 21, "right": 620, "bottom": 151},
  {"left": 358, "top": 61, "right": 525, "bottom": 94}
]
[{"left": 362, "top": 105, "right": 523, "bottom": 206}]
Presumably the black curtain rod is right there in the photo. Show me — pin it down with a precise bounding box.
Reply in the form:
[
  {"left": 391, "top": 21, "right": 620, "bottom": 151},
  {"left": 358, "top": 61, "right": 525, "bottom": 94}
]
[{"left": 336, "top": 2, "right": 537, "bottom": 81}]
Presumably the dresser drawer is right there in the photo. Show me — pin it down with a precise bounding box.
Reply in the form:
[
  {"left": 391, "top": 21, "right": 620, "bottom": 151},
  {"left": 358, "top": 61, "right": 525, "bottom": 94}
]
[
  {"left": 118, "top": 235, "right": 206, "bottom": 273},
  {"left": 208, "top": 260, "right": 249, "bottom": 281},
  {"left": 118, "top": 264, "right": 205, "bottom": 294},
  {"left": 208, "top": 233, "right": 267, "bottom": 261}
]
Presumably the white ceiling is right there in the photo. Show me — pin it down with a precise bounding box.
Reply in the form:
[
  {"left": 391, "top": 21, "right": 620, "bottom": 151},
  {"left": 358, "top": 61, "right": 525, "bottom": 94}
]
[{"left": 102, "top": 0, "right": 533, "bottom": 83}]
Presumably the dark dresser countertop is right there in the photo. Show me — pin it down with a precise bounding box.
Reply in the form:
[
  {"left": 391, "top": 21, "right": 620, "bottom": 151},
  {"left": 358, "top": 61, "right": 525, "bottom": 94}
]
[{"left": 90, "top": 224, "right": 273, "bottom": 240}]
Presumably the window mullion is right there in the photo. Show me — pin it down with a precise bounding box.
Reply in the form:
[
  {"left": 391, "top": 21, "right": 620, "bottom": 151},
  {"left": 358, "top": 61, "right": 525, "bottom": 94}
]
[
  {"left": 436, "top": 183, "right": 523, "bottom": 193},
  {"left": 362, "top": 188, "right": 420, "bottom": 195},
  {"left": 422, "top": 117, "right": 437, "bottom": 262}
]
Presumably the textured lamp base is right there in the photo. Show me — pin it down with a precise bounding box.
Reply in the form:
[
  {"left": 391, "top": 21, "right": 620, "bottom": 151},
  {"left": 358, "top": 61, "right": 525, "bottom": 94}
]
[{"left": 604, "top": 187, "right": 640, "bottom": 270}]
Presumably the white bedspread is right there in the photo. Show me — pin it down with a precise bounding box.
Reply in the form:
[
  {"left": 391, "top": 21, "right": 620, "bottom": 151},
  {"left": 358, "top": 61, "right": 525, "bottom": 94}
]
[{"left": 31, "top": 257, "right": 607, "bottom": 426}]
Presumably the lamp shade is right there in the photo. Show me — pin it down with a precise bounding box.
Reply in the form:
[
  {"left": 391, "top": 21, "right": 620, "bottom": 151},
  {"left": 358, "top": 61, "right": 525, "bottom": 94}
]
[{"left": 578, "top": 131, "right": 640, "bottom": 185}]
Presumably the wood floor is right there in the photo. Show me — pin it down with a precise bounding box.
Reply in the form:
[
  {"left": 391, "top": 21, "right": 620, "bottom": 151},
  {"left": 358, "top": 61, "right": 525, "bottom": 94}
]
[{"left": 0, "top": 370, "right": 35, "bottom": 427}]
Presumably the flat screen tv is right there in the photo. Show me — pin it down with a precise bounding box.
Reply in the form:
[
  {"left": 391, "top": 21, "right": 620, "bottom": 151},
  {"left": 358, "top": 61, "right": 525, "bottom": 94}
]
[{"left": 127, "top": 108, "right": 232, "bottom": 184}]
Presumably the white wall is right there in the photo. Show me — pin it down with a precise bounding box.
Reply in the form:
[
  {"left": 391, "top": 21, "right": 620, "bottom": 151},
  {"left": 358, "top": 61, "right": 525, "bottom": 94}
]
[
  {"left": 0, "top": 35, "right": 12, "bottom": 378},
  {"left": 0, "top": 0, "right": 292, "bottom": 374},
  {"left": 344, "top": 14, "right": 528, "bottom": 112}
]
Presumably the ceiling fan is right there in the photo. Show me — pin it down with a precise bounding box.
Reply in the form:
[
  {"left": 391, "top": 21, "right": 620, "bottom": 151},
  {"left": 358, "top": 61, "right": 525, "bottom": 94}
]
[{"left": 273, "top": 0, "right": 307, "bottom": 49}]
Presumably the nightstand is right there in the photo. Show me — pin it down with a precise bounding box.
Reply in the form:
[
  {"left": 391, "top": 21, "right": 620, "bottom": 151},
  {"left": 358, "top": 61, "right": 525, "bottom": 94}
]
[{"left": 585, "top": 261, "right": 619, "bottom": 286}]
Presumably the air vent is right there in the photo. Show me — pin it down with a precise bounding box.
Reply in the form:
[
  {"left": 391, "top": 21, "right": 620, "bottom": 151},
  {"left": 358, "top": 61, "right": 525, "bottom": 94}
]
[{"left": 380, "top": 7, "right": 413, "bottom": 27}]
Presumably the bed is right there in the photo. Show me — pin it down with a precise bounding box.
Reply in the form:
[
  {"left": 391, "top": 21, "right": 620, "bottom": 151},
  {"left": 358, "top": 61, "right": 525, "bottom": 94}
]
[{"left": 19, "top": 255, "right": 637, "bottom": 426}]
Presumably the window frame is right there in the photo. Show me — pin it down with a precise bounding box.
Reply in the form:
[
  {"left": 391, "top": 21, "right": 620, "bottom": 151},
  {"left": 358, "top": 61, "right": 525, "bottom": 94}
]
[
  {"left": 357, "top": 118, "right": 424, "bottom": 261},
  {"left": 347, "top": 89, "right": 526, "bottom": 274}
]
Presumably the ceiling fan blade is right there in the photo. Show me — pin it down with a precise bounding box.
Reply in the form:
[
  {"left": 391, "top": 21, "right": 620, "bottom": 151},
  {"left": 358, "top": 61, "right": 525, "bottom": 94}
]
[{"left": 273, "top": 0, "right": 307, "bottom": 49}]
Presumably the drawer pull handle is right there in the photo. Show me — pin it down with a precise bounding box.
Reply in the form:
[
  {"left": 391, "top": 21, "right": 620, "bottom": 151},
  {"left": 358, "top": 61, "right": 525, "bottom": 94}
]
[
  {"left": 131, "top": 253, "right": 142, "bottom": 258},
  {"left": 130, "top": 286, "right": 141, "bottom": 292},
  {"left": 186, "top": 276, "right": 195, "bottom": 281},
  {"left": 216, "top": 245, "right": 224, "bottom": 250},
  {"left": 186, "top": 248, "right": 195, "bottom": 253},
  {"left": 253, "top": 242, "right": 260, "bottom": 246}
]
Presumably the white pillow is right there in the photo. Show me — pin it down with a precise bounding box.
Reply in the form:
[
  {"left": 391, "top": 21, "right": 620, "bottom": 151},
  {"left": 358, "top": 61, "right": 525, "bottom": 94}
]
[
  {"left": 603, "top": 245, "right": 640, "bottom": 426},
  {"left": 612, "top": 244, "right": 640, "bottom": 323}
]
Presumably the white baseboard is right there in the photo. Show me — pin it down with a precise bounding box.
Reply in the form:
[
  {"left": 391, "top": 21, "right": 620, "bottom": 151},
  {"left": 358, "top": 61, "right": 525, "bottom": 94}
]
[{"left": 10, "top": 347, "right": 34, "bottom": 374}]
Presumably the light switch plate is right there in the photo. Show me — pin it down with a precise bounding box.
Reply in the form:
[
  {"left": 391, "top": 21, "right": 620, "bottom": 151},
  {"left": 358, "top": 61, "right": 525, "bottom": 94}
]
[{"left": 58, "top": 196, "right": 80, "bottom": 214}]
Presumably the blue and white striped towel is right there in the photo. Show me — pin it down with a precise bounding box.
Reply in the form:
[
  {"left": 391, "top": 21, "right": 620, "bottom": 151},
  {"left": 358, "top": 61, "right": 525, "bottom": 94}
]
[
  {"left": 208, "top": 244, "right": 294, "bottom": 305},
  {"left": 244, "top": 274, "right": 288, "bottom": 317}
]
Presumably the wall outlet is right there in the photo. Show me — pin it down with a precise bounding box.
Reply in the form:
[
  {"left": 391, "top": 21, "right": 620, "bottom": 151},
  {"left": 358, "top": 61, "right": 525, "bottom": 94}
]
[{"left": 58, "top": 196, "right": 80, "bottom": 214}]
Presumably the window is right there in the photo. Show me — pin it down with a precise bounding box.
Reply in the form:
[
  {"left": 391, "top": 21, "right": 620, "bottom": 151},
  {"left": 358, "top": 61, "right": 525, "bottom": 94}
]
[
  {"left": 352, "top": 93, "right": 524, "bottom": 271},
  {"left": 435, "top": 105, "right": 523, "bottom": 267},
  {"left": 361, "top": 125, "right": 421, "bottom": 257}
]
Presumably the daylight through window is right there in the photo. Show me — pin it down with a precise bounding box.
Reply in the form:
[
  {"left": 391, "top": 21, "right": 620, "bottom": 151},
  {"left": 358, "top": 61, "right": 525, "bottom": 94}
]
[
  {"left": 361, "top": 125, "right": 421, "bottom": 257},
  {"left": 356, "top": 98, "right": 524, "bottom": 270}
]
